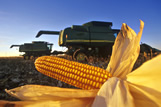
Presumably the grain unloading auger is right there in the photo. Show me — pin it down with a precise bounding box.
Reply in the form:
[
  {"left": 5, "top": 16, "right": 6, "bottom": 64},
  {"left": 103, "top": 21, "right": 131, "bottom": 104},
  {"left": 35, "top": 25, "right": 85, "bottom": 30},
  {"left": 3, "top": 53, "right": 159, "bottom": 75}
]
[
  {"left": 36, "top": 31, "right": 60, "bottom": 38},
  {"left": 36, "top": 21, "right": 120, "bottom": 61},
  {"left": 10, "top": 45, "right": 21, "bottom": 48}
]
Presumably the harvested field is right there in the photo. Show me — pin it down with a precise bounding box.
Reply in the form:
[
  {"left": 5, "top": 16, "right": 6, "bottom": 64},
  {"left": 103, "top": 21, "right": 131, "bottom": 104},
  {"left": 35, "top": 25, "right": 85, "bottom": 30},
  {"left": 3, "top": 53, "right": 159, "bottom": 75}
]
[
  {"left": 0, "top": 53, "right": 160, "bottom": 100},
  {"left": 0, "top": 56, "right": 76, "bottom": 101}
]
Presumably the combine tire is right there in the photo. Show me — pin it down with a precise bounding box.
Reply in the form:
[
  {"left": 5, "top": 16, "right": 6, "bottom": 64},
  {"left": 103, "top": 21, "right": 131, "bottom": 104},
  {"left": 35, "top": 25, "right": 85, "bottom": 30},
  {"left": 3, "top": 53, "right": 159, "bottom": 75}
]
[
  {"left": 24, "top": 56, "right": 30, "bottom": 60},
  {"left": 73, "top": 49, "right": 88, "bottom": 62}
]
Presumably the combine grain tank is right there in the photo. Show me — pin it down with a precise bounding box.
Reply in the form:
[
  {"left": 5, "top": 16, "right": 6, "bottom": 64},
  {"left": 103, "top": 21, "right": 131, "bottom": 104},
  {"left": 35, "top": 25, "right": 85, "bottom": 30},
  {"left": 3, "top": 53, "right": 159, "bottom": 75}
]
[
  {"left": 10, "top": 41, "right": 53, "bottom": 59},
  {"left": 36, "top": 21, "right": 120, "bottom": 61}
]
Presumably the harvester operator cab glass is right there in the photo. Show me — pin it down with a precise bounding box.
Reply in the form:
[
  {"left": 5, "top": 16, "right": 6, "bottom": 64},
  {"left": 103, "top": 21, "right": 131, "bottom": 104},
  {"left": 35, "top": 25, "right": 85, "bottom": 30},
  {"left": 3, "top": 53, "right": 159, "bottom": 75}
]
[
  {"left": 114, "top": 33, "right": 117, "bottom": 38},
  {"left": 47, "top": 45, "right": 52, "bottom": 51}
]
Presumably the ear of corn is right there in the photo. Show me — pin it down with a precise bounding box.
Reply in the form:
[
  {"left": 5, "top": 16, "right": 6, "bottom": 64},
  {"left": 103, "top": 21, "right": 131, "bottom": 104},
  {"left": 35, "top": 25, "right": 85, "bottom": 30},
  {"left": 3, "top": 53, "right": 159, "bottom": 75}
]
[{"left": 35, "top": 56, "right": 112, "bottom": 90}]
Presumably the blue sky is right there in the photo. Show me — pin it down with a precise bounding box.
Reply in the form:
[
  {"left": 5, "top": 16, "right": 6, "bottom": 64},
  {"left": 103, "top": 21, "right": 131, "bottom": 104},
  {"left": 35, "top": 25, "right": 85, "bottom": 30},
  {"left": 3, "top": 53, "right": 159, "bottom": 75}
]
[{"left": 0, "top": 0, "right": 161, "bottom": 56}]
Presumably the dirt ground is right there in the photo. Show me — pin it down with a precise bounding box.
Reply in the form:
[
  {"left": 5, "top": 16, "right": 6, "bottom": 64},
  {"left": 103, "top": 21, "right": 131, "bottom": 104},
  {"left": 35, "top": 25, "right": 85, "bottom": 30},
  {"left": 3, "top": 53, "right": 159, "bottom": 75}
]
[
  {"left": 0, "top": 54, "right": 158, "bottom": 101},
  {"left": 0, "top": 56, "right": 77, "bottom": 101}
]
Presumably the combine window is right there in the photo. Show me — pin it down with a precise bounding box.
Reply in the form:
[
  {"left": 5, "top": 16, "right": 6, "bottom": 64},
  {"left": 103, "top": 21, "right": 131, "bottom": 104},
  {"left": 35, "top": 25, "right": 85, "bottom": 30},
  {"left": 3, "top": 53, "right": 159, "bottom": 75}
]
[
  {"left": 114, "top": 33, "right": 117, "bottom": 37},
  {"left": 47, "top": 45, "right": 52, "bottom": 50}
]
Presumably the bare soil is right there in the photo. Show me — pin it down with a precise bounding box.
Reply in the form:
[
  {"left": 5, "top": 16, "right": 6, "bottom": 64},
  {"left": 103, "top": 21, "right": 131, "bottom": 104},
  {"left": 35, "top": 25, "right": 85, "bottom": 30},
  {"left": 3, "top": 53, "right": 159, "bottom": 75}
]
[
  {"left": 0, "top": 54, "right": 158, "bottom": 101},
  {"left": 0, "top": 57, "right": 76, "bottom": 101}
]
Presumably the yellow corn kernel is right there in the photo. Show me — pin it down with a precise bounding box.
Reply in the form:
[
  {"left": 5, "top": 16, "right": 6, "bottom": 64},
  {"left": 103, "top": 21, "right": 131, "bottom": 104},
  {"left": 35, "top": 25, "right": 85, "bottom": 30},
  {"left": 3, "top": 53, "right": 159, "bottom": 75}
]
[{"left": 35, "top": 56, "right": 112, "bottom": 90}]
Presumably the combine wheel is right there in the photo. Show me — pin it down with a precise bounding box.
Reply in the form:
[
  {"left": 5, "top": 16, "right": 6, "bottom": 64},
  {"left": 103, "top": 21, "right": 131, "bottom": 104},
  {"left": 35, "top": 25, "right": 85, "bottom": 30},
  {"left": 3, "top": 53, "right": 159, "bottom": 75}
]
[
  {"left": 73, "top": 50, "right": 88, "bottom": 62},
  {"left": 23, "top": 56, "right": 26, "bottom": 60},
  {"left": 24, "top": 55, "right": 30, "bottom": 60},
  {"left": 76, "top": 52, "right": 87, "bottom": 62}
]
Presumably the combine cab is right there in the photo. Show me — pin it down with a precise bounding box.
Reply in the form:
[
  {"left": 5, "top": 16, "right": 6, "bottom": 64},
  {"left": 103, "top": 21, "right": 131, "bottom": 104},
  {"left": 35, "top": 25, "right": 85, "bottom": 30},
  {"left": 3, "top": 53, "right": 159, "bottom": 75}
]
[
  {"left": 36, "top": 21, "right": 120, "bottom": 61},
  {"left": 10, "top": 41, "right": 53, "bottom": 59}
]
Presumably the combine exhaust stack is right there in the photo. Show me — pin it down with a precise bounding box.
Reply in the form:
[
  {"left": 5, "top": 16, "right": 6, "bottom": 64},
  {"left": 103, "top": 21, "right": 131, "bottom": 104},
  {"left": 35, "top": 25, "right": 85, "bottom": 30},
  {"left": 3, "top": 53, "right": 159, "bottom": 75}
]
[{"left": 112, "top": 29, "right": 120, "bottom": 34}]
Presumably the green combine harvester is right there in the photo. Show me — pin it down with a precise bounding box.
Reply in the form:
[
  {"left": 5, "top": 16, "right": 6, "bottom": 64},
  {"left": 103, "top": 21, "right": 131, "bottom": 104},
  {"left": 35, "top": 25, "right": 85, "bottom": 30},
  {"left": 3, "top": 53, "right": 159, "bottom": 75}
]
[
  {"left": 36, "top": 21, "right": 120, "bottom": 61},
  {"left": 10, "top": 41, "right": 53, "bottom": 59}
]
